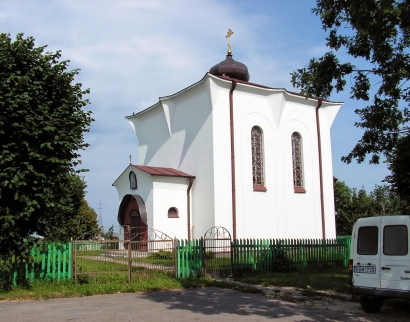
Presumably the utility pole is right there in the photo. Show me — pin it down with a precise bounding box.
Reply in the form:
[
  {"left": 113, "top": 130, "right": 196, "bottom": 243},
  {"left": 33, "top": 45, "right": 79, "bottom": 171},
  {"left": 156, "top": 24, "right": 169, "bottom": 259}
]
[{"left": 97, "top": 200, "right": 105, "bottom": 230}]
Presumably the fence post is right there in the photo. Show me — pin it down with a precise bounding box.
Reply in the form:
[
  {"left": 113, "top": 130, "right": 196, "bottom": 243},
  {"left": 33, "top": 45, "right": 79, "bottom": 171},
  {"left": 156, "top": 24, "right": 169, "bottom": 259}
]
[
  {"left": 201, "top": 237, "right": 205, "bottom": 277},
  {"left": 128, "top": 239, "right": 132, "bottom": 283},
  {"left": 174, "top": 238, "right": 178, "bottom": 278},
  {"left": 68, "top": 239, "right": 73, "bottom": 280},
  {"left": 230, "top": 239, "right": 234, "bottom": 277}
]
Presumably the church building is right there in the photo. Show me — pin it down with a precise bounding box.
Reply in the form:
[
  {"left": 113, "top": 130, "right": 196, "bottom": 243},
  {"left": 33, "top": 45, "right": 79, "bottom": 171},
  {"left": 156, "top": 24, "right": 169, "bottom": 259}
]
[{"left": 113, "top": 34, "right": 342, "bottom": 241}]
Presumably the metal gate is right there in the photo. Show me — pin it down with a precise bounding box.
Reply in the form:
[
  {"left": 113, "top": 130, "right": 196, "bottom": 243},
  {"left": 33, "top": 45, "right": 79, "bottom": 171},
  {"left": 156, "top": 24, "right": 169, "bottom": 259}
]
[
  {"left": 203, "top": 226, "right": 232, "bottom": 277},
  {"left": 73, "top": 228, "right": 174, "bottom": 283}
]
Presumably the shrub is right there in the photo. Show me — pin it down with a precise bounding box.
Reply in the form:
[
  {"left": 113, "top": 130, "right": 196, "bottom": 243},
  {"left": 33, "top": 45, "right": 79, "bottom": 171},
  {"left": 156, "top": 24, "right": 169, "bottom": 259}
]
[
  {"left": 271, "top": 250, "right": 295, "bottom": 272},
  {"left": 147, "top": 251, "right": 173, "bottom": 260}
]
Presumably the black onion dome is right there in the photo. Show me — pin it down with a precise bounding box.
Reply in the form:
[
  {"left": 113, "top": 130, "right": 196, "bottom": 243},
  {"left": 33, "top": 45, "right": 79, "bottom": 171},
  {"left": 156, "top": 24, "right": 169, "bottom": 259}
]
[{"left": 209, "top": 54, "right": 250, "bottom": 81}]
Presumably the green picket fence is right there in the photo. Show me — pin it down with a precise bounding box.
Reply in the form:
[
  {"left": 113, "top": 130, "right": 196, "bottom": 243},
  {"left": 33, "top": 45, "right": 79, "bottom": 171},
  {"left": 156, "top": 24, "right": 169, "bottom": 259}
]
[
  {"left": 232, "top": 237, "right": 351, "bottom": 274},
  {"left": 0, "top": 242, "right": 72, "bottom": 286},
  {"left": 175, "top": 237, "right": 351, "bottom": 278},
  {"left": 176, "top": 239, "right": 203, "bottom": 278}
]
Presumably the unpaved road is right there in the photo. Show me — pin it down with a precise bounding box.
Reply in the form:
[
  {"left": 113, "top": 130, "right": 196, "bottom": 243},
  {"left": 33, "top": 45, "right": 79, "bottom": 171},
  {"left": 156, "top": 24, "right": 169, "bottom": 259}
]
[{"left": 0, "top": 288, "right": 409, "bottom": 321}]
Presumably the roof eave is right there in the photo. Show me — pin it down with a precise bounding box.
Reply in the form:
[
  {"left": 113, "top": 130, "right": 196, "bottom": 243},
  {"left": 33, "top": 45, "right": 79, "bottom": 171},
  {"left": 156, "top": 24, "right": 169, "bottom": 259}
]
[{"left": 126, "top": 73, "right": 210, "bottom": 119}]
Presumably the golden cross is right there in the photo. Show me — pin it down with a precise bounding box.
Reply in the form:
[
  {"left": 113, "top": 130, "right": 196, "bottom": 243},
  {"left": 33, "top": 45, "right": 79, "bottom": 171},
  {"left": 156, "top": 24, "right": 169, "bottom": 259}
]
[
  {"left": 129, "top": 155, "right": 132, "bottom": 164},
  {"left": 226, "top": 28, "right": 234, "bottom": 54}
]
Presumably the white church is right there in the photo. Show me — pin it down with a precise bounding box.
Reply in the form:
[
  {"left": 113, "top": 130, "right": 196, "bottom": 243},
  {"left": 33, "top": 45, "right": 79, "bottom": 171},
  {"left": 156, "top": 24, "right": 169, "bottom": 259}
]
[{"left": 113, "top": 36, "right": 342, "bottom": 241}]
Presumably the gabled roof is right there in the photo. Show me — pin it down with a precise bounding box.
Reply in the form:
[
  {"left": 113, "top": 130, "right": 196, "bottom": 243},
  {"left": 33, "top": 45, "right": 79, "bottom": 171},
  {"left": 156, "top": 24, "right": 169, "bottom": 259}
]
[
  {"left": 131, "top": 165, "right": 195, "bottom": 178},
  {"left": 112, "top": 165, "right": 195, "bottom": 186}
]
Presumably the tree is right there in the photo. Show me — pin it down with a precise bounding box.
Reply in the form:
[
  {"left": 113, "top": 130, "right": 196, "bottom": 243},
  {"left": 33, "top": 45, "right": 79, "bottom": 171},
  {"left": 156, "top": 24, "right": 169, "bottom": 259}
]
[
  {"left": 291, "top": 0, "right": 410, "bottom": 164},
  {"left": 0, "top": 33, "right": 93, "bottom": 263},
  {"left": 334, "top": 181, "right": 374, "bottom": 235},
  {"left": 334, "top": 181, "right": 407, "bottom": 235},
  {"left": 101, "top": 225, "right": 116, "bottom": 240},
  {"left": 385, "top": 134, "right": 410, "bottom": 206},
  {"left": 69, "top": 198, "right": 101, "bottom": 240},
  {"left": 43, "top": 175, "right": 100, "bottom": 241}
]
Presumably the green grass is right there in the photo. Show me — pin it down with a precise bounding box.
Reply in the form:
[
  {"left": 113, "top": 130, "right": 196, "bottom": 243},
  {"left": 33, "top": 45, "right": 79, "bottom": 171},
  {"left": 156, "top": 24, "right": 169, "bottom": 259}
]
[
  {"left": 75, "top": 250, "right": 106, "bottom": 256},
  {"left": 234, "top": 267, "right": 349, "bottom": 294},
  {"left": 0, "top": 273, "right": 263, "bottom": 301},
  {"left": 0, "top": 259, "right": 348, "bottom": 300}
]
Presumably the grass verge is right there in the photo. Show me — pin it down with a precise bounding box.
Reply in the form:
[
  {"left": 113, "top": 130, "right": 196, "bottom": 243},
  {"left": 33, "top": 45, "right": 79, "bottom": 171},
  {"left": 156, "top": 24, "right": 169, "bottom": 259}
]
[
  {"left": 0, "top": 273, "right": 262, "bottom": 301},
  {"left": 234, "top": 267, "right": 349, "bottom": 294},
  {"left": 1, "top": 266, "right": 348, "bottom": 301}
]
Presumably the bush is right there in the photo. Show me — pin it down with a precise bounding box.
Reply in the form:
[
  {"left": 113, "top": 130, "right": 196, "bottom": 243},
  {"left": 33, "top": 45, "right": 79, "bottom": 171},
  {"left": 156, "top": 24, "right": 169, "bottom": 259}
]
[
  {"left": 147, "top": 251, "right": 173, "bottom": 260},
  {"left": 204, "top": 251, "right": 215, "bottom": 261},
  {"left": 271, "top": 250, "right": 295, "bottom": 272}
]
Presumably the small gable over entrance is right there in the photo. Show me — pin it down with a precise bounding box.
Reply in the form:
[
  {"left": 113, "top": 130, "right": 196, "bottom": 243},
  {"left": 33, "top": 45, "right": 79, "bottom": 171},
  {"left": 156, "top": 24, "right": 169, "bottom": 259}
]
[{"left": 113, "top": 165, "right": 195, "bottom": 241}]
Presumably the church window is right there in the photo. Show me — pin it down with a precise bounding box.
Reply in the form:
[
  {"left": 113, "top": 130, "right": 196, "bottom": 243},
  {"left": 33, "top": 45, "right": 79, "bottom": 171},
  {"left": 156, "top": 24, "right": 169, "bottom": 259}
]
[
  {"left": 251, "top": 126, "right": 266, "bottom": 191},
  {"left": 129, "top": 171, "right": 137, "bottom": 189},
  {"left": 168, "top": 207, "right": 179, "bottom": 218},
  {"left": 292, "top": 132, "right": 305, "bottom": 193}
]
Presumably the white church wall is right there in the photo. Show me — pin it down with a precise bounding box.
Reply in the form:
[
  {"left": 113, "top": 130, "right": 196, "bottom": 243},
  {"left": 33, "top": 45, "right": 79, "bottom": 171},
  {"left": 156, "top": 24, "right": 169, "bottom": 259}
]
[
  {"left": 128, "top": 79, "right": 216, "bottom": 239},
  {"left": 208, "top": 78, "right": 234, "bottom": 235},
  {"left": 124, "top": 74, "right": 342, "bottom": 240},
  {"left": 237, "top": 110, "right": 279, "bottom": 239},
  {"left": 112, "top": 166, "right": 154, "bottom": 231},
  {"left": 318, "top": 103, "right": 341, "bottom": 238},
  {"left": 152, "top": 176, "right": 189, "bottom": 239},
  {"left": 112, "top": 166, "right": 152, "bottom": 205},
  {"left": 282, "top": 117, "right": 321, "bottom": 238}
]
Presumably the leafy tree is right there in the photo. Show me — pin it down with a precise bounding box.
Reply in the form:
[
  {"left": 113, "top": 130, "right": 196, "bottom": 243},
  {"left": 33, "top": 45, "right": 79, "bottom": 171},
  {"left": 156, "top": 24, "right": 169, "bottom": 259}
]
[
  {"left": 335, "top": 181, "right": 373, "bottom": 235},
  {"left": 0, "top": 33, "right": 93, "bottom": 264},
  {"left": 334, "top": 181, "right": 408, "bottom": 235},
  {"left": 70, "top": 198, "right": 101, "bottom": 240},
  {"left": 101, "top": 225, "right": 116, "bottom": 240},
  {"left": 291, "top": 0, "right": 410, "bottom": 164},
  {"left": 43, "top": 175, "right": 100, "bottom": 241},
  {"left": 385, "top": 134, "right": 410, "bottom": 205}
]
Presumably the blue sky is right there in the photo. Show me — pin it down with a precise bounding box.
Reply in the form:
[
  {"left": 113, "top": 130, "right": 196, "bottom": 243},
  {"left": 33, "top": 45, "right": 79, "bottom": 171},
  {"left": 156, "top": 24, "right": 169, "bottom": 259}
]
[{"left": 1, "top": 0, "right": 390, "bottom": 232}]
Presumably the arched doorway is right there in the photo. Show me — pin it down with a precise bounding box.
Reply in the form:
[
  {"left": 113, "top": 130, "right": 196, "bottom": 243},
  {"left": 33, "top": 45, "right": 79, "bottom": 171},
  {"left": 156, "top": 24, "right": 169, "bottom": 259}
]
[{"left": 117, "top": 194, "right": 148, "bottom": 250}]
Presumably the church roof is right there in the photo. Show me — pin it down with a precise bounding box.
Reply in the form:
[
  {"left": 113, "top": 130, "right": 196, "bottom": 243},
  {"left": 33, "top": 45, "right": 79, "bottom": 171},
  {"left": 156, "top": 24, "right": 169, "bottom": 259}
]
[
  {"left": 126, "top": 73, "right": 343, "bottom": 119},
  {"left": 209, "top": 54, "right": 250, "bottom": 81},
  {"left": 131, "top": 165, "right": 195, "bottom": 178}
]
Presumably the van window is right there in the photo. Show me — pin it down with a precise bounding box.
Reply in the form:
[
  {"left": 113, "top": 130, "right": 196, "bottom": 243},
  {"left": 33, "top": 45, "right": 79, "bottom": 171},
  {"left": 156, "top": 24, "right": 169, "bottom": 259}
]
[
  {"left": 383, "top": 225, "right": 408, "bottom": 256},
  {"left": 357, "top": 226, "right": 378, "bottom": 255}
]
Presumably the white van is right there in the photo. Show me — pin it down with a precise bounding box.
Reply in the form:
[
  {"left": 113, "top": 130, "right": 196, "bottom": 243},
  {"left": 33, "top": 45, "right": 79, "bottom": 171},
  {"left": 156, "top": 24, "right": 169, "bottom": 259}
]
[{"left": 349, "top": 215, "right": 410, "bottom": 312}]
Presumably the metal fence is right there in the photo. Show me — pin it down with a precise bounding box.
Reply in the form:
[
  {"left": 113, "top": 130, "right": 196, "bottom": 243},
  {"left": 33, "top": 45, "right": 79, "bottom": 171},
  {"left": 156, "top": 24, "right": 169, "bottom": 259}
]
[
  {"left": 203, "top": 227, "right": 232, "bottom": 277},
  {"left": 73, "top": 230, "right": 175, "bottom": 283}
]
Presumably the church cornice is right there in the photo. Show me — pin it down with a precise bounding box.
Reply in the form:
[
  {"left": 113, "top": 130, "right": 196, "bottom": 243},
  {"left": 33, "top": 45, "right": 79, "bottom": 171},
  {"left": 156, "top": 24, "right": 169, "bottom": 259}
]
[{"left": 126, "top": 73, "right": 343, "bottom": 120}]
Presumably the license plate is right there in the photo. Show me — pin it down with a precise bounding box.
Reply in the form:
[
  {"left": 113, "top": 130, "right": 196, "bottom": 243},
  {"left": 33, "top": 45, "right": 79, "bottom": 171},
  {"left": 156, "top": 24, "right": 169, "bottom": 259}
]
[{"left": 354, "top": 265, "right": 376, "bottom": 274}]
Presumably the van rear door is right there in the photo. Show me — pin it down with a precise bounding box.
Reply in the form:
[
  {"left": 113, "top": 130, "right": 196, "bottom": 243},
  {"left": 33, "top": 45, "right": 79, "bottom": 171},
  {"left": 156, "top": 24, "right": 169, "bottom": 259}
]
[
  {"left": 352, "top": 217, "right": 381, "bottom": 289},
  {"left": 380, "top": 216, "right": 410, "bottom": 291}
]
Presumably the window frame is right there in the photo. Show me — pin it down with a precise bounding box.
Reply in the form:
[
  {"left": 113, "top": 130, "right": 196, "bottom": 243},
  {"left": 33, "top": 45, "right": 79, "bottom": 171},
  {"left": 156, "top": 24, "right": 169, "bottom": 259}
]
[
  {"left": 251, "top": 126, "right": 267, "bottom": 192},
  {"left": 357, "top": 226, "right": 379, "bottom": 255},
  {"left": 383, "top": 225, "right": 408, "bottom": 256},
  {"left": 129, "top": 171, "right": 137, "bottom": 190},
  {"left": 168, "top": 207, "right": 179, "bottom": 218},
  {"left": 291, "top": 132, "right": 305, "bottom": 193}
]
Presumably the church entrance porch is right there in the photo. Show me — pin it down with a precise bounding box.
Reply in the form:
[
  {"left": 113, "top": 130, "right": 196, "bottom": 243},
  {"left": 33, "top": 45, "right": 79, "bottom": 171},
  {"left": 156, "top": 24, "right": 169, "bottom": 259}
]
[{"left": 117, "top": 194, "right": 148, "bottom": 250}]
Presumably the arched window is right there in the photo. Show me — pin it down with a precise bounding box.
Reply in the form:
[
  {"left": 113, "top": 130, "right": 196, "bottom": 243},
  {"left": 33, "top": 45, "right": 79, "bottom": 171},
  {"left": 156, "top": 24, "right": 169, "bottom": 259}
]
[
  {"left": 168, "top": 207, "right": 179, "bottom": 218},
  {"left": 251, "top": 126, "right": 265, "bottom": 190},
  {"left": 292, "top": 132, "right": 305, "bottom": 192},
  {"left": 129, "top": 171, "right": 137, "bottom": 189}
]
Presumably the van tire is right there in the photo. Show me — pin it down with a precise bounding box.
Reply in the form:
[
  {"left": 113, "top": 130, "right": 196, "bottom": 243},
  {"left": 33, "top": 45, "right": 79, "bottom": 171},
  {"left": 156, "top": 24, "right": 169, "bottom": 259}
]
[{"left": 360, "top": 296, "right": 383, "bottom": 313}]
